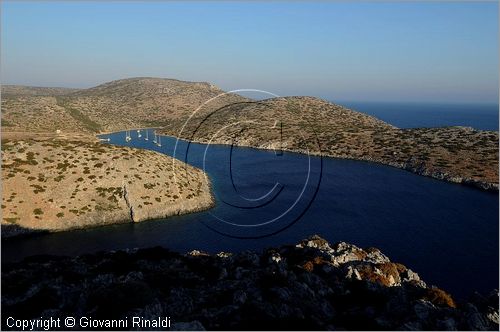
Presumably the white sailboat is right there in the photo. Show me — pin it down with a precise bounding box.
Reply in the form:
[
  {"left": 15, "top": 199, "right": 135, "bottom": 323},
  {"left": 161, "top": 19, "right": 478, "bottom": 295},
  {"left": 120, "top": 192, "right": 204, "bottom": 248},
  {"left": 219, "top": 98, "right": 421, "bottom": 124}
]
[
  {"left": 157, "top": 135, "right": 162, "bottom": 147},
  {"left": 145, "top": 130, "right": 149, "bottom": 141},
  {"left": 137, "top": 129, "right": 142, "bottom": 138},
  {"left": 125, "top": 130, "right": 131, "bottom": 142},
  {"left": 153, "top": 131, "right": 157, "bottom": 144}
]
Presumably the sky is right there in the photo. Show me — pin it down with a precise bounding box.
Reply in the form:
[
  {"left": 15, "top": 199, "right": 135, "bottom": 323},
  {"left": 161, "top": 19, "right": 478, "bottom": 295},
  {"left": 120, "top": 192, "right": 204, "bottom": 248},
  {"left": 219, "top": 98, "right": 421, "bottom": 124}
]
[{"left": 1, "top": 1, "right": 498, "bottom": 103}]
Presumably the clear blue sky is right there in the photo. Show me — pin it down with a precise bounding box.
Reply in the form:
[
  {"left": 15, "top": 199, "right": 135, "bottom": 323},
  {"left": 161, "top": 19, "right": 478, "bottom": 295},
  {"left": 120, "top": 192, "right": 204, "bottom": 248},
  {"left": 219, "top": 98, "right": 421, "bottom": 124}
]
[{"left": 1, "top": 1, "right": 498, "bottom": 103}]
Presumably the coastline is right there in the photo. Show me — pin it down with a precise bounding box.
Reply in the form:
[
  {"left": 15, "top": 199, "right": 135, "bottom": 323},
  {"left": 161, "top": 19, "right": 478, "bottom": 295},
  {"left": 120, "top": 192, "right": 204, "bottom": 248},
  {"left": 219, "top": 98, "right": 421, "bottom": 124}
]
[
  {"left": 3, "top": 125, "right": 494, "bottom": 240},
  {"left": 1, "top": 197, "right": 216, "bottom": 239},
  {"left": 1, "top": 132, "right": 215, "bottom": 238},
  {"left": 153, "top": 132, "right": 500, "bottom": 192}
]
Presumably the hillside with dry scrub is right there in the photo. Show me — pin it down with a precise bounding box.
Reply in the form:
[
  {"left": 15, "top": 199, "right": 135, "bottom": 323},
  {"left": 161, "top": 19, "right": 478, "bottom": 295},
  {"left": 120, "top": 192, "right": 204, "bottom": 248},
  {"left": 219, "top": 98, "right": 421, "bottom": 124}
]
[
  {"left": 159, "top": 96, "right": 499, "bottom": 190},
  {"left": 2, "top": 78, "right": 498, "bottom": 190},
  {"left": 1, "top": 132, "right": 213, "bottom": 237}
]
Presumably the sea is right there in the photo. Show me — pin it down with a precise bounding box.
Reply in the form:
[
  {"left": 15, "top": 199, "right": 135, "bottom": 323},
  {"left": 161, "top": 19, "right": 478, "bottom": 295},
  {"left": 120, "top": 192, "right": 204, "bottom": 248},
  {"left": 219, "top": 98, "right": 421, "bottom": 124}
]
[
  {"left": 339, "top": 101, "right": 499, "bottom": 131},
  {"left": 2, "top": 102, "right": 498, "bottom": 299}
]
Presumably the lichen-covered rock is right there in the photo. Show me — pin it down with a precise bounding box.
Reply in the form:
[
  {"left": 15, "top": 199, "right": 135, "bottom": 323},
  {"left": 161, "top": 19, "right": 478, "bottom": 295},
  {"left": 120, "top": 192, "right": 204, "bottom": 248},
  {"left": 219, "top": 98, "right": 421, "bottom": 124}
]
[{"left": 2, "top": 235, "right": 498, "bottom": 330}]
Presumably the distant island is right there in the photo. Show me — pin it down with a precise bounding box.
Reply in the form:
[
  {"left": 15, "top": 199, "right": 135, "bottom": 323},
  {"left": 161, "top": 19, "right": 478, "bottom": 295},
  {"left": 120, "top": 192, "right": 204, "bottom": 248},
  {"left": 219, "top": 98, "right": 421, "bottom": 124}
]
[{"left": 1, "top": 77, "right": 498, "bottom": 236}]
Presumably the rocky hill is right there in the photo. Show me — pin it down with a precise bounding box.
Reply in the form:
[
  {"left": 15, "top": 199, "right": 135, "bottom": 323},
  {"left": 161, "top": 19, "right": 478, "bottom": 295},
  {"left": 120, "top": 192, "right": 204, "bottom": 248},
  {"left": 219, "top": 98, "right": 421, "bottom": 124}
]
[
  {"left": 1, "top": 78, "right": 498, "bottom": 190},
  {"left": 2, "top": 235, "right": 498, "bottom": 330},
  {"left": 159, "top": 96, "right": 499, "bottom": 190},
  {"left": 1, "top": 78, "right": 247, "bottom": 133},
  {"left": 1, "top": 132, "right": 213, "bottom": 237}
]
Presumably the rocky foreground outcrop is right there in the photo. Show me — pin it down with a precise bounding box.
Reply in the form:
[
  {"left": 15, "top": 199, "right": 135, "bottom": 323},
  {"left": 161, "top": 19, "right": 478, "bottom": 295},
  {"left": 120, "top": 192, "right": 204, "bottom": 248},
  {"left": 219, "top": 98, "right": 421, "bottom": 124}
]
[{"left": 2, "top": 235, "right": 498, "bottom": 330}]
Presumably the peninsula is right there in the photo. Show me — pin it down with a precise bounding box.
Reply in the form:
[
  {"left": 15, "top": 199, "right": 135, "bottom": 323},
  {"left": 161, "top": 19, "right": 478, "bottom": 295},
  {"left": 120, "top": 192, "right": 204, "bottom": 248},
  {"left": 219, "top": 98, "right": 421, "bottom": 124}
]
[
  {"left": 3, "top": 77, "right": 497, "bottom": 191},
  {"left": 1, "top": 77, "right": 498, "bottom": 235},
  {"left": 1, "top": 132, "right": 213, "bottom": 237}
]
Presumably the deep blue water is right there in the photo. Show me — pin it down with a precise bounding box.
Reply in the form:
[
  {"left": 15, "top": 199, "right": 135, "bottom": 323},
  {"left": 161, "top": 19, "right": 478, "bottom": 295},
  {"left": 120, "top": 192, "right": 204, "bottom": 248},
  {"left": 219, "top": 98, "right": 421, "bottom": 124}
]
[
  {"left": 2, "top": 130, "right": 498, "bottom": 299},
  {"left": 339, "top": 101, "right": 499, "bottom": 131}
]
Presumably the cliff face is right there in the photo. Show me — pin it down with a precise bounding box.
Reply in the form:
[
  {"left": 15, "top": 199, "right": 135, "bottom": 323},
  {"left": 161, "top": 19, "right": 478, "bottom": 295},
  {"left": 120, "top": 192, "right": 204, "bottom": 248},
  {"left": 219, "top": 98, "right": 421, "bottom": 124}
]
[
  {"left": 1, "top": 133, "right": 214, "bottom": 237},
  {"left": 2, "top": 235, "right": 498, "bottom": 330}
]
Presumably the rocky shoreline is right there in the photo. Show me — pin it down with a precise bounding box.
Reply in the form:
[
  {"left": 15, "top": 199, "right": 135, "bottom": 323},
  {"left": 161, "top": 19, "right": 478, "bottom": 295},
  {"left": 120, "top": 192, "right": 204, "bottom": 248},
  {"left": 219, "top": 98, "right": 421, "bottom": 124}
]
[
  {"left": 3, "top": 80, "right": 498, "bottom": 193},
  {"left": 1, "top": 134, "right": 214, "bottom": 238},
  {"left": 179, "top": 136, "right": 499, "bottom": 192},
  {"left": 2, "top": 235, "right": 498, "bottom": 330},
  {"left": 158, "top": 96, "right": 498, "bottom": 193}
]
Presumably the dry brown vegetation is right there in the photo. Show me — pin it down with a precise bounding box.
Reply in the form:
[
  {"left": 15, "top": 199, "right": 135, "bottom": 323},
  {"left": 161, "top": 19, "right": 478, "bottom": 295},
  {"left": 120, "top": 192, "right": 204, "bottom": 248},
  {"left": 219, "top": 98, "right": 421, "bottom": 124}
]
[
  {"left": 1, "top": 78, "right": 498, "bottom": 191},
  {"left": 1, "top": 133, "right": 213, "bottom": 236},
  {"left": 159, "top": 96, "right": 499, "bottom": 190},
  {"left": 1, "top": 78, "right": 246, "bottom": 133},
  {"left": 424, "top": 287, "right": 457, "bottom": 308}
]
